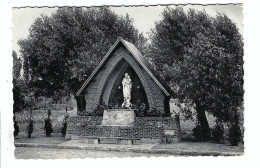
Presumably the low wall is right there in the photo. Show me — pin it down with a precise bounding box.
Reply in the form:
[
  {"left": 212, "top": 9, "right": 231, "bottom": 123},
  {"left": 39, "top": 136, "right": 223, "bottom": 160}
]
[{"left": 66, "top": 116, "right": 181, "bottom": 140}]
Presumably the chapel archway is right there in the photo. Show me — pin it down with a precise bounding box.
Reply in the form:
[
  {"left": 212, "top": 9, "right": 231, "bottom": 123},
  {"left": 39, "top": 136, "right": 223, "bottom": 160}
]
[{"left": 102, "top": 59, "right": 149, "bottom": 109}]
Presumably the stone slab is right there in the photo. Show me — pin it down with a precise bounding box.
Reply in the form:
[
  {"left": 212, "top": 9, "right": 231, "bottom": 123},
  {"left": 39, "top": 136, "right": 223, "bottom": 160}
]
[
  {"left": 102, "top": 109, "right": 135, "bottom": 126},
  {"left": 84, "top": 138, "right": 100, "bottom": 144},
  {"left": 100, "top": 138, "right": 119, "bottom": 144},
  {"left": 119, "top": 139, "right": 133, "bottom": 145}
]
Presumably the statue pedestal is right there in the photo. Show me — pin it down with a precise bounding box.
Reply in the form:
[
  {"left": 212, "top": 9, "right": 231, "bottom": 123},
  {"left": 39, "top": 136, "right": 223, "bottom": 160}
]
[{"left": 102, "top": 109, "right": 135, "bottom": 126}]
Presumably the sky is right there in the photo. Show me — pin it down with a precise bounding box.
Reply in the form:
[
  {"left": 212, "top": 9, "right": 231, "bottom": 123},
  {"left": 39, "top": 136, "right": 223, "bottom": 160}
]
[{"left": 12, "top": 4, "right": 243, "bottom": 57}]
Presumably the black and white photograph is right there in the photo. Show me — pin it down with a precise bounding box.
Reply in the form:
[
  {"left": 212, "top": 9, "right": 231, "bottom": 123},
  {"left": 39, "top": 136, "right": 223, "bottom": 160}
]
[{"left": 9, "top": 3, "right": 245, "bottom": 159}]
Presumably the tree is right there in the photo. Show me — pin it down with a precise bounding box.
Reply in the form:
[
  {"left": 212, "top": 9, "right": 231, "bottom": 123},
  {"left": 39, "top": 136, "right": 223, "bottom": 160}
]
[
  {"left": 13, "top": 50, "right": 26, "bottom": 112},
  {"left": 19, "top": 7, "right": 146, "bottom": 99},
  {"left": 148, "top": 7, "right": 243, "bottom": 140},
  {"left": 12, "top": 51, "right": 22, "bottom": 79}
]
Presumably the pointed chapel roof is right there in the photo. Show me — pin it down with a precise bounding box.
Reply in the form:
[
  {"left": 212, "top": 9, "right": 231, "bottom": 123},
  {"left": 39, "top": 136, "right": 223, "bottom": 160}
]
[{"left": 76, "top": 37, "right": 172, "bottom": 97}]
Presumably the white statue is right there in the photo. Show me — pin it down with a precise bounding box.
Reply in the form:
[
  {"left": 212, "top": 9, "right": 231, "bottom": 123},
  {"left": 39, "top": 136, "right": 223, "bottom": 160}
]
[{"left": 121, "top": 73, "right": 132, "bottom": 108}]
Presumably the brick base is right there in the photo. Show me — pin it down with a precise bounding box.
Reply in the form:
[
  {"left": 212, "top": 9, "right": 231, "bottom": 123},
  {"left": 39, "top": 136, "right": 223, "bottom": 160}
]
[{"left": 66, "top": 116, "right": 181, "bottom": 143}]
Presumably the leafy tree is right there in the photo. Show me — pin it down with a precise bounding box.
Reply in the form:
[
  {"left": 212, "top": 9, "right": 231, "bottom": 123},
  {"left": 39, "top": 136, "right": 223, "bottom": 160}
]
[
  {"left": 19, "top": 7, "right": 146, "bottom": 98},
  {"left": 148, "top": 7, "right": 243, "bottom": 140},
  {"left": 13, "top": 50, "right": 26, "bottom": 112},
  {"left": 12, "top": 51, "right": 22, "bottom": 79}
]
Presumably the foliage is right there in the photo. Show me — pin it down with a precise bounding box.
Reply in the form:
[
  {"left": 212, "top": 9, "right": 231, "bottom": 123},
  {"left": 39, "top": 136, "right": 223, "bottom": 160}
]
[
  {"left": 27, "top": 114, "right": 34, "bottom": 138},
  {"left": 211, "top": 122, "right": 224, "bottom": 143},
  {"left": 147, "top": 108, "right": 164, "bottom": 117},
  {"left": 134, "top": 103, "right": 168, "bottom": 117},
  {"left": 13, "top": 48, "right": 36, "bottom": 112},
  {"left": 44, "top": 109, "right": 53, "bottom": 137},
  {"left": 13, "top": 51, "right": 22, "bottom": 79},
  {"left": 173, "top": 99, "right": 196, "bottom": 120},
  {"left": 13, "top": 116, "right": 19, "bottom": 137},
  {"left": 147, "top": 7, "right": 243, "bottom": 140},
  {"left": 136, "top": 103, "right": 147, "bottom": 117},
  {"left": 19, "top": 7, "right": 146, "bottom": 98},
  {"left": 13, "top": 50, "right": 26, "bottom": 112}
]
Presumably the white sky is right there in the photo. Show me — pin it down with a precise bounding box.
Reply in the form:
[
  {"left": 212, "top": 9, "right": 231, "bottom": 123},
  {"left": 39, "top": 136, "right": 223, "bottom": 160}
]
[{"left": 12, "top": 4, "right": 243, "bottom": 56}]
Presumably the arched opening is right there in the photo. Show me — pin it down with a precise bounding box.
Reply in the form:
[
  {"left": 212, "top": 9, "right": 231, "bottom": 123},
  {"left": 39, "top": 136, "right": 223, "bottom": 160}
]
[{"left": 102, "top": 59, "right": 149, "bottom": 109}]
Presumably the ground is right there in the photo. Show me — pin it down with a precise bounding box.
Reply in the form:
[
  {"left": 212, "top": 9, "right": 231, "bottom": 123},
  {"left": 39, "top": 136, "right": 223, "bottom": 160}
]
[
  {"left": 15, "top": 147, "right": 171, "bottom": 159},
  {"left": 14, "top": 136, "right": 243, "bottom": 158}
]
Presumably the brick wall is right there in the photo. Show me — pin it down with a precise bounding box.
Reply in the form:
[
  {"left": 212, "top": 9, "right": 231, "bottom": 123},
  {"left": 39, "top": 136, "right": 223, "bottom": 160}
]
[
  {"left": 81, "top": 45, "right": 167, "bottom": 115},
  {"left": 67, "top": 116, "right": 181, "bottom": 139}
]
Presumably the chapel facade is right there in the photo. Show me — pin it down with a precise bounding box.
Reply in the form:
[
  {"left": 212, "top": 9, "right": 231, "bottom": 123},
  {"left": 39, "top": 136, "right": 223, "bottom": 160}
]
[{"left": 75, "top": 37, "right": 172, "bottom": 116}]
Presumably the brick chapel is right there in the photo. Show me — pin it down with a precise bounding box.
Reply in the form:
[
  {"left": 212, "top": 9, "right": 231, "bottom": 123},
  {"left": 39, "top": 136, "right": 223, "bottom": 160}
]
[{"left": 66, "top": 37, "right": 181, "bottom": 144}]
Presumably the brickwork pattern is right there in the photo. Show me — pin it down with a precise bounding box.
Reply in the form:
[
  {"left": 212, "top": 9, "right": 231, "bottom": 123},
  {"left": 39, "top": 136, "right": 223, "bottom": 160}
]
[
  {"left": 71, "top": 125, "right": 163, "bottom": 138},
  {"left": 67, "top": 116, "right": 181, "bottom": 139},
  {"left": 82, "top": 46, "right": 166, "bottom": 115}
]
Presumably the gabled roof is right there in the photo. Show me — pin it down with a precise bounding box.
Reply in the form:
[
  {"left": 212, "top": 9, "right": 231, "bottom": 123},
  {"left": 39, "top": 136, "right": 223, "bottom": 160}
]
[{"left": 76, "top": 37, "right": 172, "bottom": 97}]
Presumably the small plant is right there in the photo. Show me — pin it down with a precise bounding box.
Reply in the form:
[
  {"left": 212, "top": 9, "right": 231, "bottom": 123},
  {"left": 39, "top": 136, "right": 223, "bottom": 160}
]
[
  {"left": 147, "top": 108, "right": 164, "bottom": 117},
  {"left": 13, "top": 116, "right": 19, "bottom": 138},
  {"left": 27, "top": 117, "right": 34, "bottom": 138},
  {"left": 137, "top": 103, "right": 147, "bottom": 117},
  {"left": 148, "top": 108, "right": 158, "bottom": 117},
  {"left": 211, "top": 122, "right": 224, "bottom": 143},
  {"left": 44, "top": 109, "right": 53, "bottom": 137}
]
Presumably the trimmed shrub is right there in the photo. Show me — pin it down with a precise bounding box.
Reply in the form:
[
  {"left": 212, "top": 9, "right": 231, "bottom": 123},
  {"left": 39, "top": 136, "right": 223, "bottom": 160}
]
[
  {"left": 44, "top": 109, "right": 53, "bottom": 137},
  {"left": 228, "top": 123, "right": 241, "bottom": 146},
  {"left": 61, "top": 113, "right": 69, "bottom": 137},
  {"left": 227, "top": 113, "right": 242, "bottom": 146},
  {"left": 192, "top": 124, "right": 203, "bottom": 141},
  {"left": 13, "top": 116, "right": 19, "bottom": 137},
  {"left": 211, "top": 124, "right": 224, "bottom": 143},
  {"left": 27, "top": 118, "right": 34, "bottom": 138}
]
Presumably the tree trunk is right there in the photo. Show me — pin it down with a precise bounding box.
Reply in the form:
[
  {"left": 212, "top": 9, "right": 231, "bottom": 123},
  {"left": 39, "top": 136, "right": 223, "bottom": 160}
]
[{"left": 195, "top": 101, "right": 211, "bottom": 141}]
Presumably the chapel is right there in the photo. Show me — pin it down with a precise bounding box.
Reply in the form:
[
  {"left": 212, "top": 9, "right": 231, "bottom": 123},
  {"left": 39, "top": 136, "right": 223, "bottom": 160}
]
[{"left": 66, "top": 37, "right": 181, "bottom": 144}]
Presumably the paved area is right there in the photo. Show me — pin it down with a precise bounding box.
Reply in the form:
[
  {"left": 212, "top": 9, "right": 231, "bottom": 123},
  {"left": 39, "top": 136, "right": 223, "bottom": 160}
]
[
  {"left": 14, "top": 136, "right": 244, "bottom": 158},
  {"left": 15, "top": 135, "right": 66, "bottom": 144}
]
